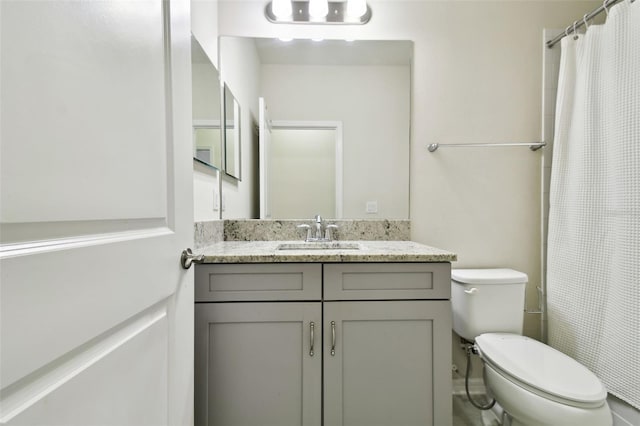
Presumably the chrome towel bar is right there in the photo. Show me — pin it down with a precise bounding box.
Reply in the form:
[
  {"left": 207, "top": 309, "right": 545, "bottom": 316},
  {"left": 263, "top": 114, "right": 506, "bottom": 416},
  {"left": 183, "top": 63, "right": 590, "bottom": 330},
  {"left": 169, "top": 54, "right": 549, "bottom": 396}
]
[{"left": 427, "top": 142, "right": 546, "bottom": 152}]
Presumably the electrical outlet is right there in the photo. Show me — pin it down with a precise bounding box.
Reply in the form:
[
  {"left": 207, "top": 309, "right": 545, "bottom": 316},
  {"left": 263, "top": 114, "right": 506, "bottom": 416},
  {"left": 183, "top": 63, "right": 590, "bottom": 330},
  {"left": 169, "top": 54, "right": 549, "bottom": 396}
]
[{"left": 365, "top": 201, "right": 378, "bottom": 214}]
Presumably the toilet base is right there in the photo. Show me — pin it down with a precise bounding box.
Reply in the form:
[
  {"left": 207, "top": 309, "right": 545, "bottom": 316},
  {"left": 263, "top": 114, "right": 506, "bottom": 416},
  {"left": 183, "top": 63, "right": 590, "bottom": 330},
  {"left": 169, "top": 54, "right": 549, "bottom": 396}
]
[{"left": 483, "top": 364, "right": 612, "bottom": 426}]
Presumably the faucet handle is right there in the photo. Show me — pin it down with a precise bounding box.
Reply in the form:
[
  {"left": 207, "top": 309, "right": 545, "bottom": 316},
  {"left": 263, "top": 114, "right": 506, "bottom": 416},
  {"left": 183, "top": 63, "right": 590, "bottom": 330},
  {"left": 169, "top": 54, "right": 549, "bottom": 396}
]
[
  {"left": 325, "top": 224, "right": 338, "bottom": 241},
  {"left": 297, "top": 224, "right": 312, "bottom": 241}
]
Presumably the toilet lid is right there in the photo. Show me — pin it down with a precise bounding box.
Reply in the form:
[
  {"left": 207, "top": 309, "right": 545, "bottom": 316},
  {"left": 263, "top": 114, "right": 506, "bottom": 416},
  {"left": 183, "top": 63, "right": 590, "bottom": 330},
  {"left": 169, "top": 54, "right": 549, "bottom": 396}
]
[
  {"left": 475, "top": 333, "right": 607, "bottom": 405},
  {"left": 451, "top": 269, "right": 528, "bottom": 285}
]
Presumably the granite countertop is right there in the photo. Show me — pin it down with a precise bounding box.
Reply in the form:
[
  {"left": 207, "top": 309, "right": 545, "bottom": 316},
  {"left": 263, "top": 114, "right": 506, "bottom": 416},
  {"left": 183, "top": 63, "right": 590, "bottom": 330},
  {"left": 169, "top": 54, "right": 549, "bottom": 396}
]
[{"left": 196, "top": 240, "right": 457, "bottom": 263}]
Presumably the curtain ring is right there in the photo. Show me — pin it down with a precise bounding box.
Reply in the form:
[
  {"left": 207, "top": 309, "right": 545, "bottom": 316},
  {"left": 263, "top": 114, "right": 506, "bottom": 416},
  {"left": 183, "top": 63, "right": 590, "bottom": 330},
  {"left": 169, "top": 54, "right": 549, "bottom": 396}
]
[
  {"left": 583, "top": 13, "right": 590, "bottom": 29},
  {"left": 602, "top": 0, "right": 609, "bottom": 16},
  {"left": 565, "top": 25, "right": 572, "bottom": 37},
  {"left": 573, "top": 20, "right": 579, "bottom": 40}
]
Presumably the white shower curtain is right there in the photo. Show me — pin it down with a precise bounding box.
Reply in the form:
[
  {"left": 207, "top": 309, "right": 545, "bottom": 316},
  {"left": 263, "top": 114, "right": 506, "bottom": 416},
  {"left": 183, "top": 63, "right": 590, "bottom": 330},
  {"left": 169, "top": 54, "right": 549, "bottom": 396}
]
[{"left": 547, "top": 0, "right": 640, "bottom": 409}]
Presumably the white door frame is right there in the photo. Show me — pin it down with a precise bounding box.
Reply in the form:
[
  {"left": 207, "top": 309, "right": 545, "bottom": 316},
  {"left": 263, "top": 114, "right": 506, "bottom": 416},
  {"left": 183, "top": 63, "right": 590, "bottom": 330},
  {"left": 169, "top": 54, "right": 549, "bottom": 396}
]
[{"left": 270, "top": 121, "right": 343, "bottom": 218}]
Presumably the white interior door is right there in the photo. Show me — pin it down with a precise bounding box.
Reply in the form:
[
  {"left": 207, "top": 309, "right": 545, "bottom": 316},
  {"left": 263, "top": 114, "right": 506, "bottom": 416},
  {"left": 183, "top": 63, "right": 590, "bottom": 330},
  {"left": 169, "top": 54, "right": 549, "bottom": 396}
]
[
  {"left": 258, "top": 97, "right": 272, "bottom": 219},
  {"left": 0, "top": 1, "right": 194, "bottom": 425}
]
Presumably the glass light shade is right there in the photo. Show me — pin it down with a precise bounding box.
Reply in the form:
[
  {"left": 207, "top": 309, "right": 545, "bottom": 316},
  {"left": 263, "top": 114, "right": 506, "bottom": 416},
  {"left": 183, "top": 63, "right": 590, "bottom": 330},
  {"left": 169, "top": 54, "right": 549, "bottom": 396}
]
[
  {"left": 272, "top": 0, "right": 292, "bottom": 18},
  {"left": 346, "top": 0, "right": 367, "bottom": 17},
  {"left": 309, "top": 0, "right": 328, "bottom": 18}
]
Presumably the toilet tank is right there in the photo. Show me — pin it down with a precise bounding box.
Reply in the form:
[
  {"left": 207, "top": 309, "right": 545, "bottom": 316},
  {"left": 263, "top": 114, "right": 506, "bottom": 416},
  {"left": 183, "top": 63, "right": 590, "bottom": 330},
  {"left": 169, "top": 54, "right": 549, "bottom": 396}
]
[{"left": 451, "top": 269, "right": 528, "bottom": 341}]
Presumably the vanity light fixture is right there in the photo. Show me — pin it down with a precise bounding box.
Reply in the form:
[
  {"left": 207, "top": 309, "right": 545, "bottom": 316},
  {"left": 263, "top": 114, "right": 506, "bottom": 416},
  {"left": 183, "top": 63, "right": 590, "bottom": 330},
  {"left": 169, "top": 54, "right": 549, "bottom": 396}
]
[
  {"left": 265, "top": 0, "right": 371, "bottom": 24},
  {"left": 309, "top": 0, "right": 329, "bottom": 19},
  {"left": 346, "top": 0, "right": 366, "bottom": 17},
  {"left": 272, "top": 0, "right": 293, "bottom": 18}
]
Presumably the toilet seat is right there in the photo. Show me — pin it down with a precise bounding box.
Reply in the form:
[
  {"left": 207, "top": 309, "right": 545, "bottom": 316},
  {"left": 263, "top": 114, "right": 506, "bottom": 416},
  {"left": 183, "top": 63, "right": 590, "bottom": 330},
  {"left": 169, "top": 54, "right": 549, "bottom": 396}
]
[{"left": 475, "top": 333, "right": 607, "bottom": 408}]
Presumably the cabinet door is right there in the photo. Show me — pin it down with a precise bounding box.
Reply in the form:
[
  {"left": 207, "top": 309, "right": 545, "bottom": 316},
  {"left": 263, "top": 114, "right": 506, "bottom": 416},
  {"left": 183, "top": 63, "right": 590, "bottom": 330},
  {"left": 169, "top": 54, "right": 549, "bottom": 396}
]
[
  {"left": 323, "top": 301, "right": 452, "bottom": 426},
  {"left": 195, "top": 302, "right": 321, "bottom": 426}
]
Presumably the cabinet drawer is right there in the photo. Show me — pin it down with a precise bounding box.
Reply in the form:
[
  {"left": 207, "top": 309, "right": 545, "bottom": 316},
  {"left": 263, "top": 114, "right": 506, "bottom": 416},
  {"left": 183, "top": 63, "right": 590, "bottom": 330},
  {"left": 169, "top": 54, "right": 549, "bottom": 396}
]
[
  {"left": 195, "top": 263, "right": 322, "bottom": 301},
  {"left": 323, "top": 263, "right": 451, "bottom": 300}
]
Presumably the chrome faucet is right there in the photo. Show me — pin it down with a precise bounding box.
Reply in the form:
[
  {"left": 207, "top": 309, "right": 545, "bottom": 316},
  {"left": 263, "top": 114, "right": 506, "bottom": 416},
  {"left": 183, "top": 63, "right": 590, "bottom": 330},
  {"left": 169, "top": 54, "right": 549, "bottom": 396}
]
[
  {"left": 325, "top": 224, "right": 338, "bottom": 241},
  {"left": 314, "top": 215, "right": 323, "bottom": 240},
  {"left": 296, "top": 215, "right": 338, "bottom": 242}
]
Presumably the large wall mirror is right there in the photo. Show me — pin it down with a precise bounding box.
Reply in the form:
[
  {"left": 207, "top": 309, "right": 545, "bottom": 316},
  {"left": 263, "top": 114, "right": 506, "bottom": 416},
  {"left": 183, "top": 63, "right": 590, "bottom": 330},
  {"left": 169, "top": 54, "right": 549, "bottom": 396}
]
[
  {"left": 191, "top": 35, "right": 222, "bottom": 170},
  {"left": 219, "top": 37, "right": 412, "bottom": 220}
]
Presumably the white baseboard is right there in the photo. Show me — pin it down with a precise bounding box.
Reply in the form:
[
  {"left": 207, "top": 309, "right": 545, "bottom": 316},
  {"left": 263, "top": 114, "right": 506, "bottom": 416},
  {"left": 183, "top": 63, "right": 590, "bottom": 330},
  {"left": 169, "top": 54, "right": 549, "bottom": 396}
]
[
  {"left": 608, "top": 394, "right": 640, "bottom": 426},
  {"left": 453, "top": 377, "right": 487, "bottom": 395}
]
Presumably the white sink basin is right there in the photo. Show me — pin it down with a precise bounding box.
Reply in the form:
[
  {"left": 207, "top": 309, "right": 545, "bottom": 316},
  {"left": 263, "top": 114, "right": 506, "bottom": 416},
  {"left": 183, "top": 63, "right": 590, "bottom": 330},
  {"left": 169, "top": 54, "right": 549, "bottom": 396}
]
[{"left": 276, "top": 242, "right": 362, "bottom": 251}]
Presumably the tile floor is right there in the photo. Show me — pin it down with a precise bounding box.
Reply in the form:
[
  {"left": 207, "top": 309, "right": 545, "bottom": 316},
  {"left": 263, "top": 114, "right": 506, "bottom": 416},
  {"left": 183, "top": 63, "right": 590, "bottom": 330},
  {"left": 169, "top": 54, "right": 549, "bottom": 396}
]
[{"left": 452, "top": 394, "right": 500, "bottom": 426}]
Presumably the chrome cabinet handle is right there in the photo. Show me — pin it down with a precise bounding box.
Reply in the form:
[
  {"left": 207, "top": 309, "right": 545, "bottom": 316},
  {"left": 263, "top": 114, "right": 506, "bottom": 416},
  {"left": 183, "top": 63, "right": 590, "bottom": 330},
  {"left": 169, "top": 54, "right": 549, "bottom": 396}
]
[
  {"left": 309, "top": 322, "right": 315, "bottom": 357},
  {"left": 331, "top": 321, "right": 336, "bottom": 356}
]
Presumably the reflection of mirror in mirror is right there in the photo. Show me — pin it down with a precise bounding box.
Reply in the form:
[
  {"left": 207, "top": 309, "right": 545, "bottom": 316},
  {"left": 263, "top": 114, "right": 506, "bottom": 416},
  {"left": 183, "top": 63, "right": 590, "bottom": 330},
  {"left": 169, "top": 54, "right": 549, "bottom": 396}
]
[
  {"left": 223, "top": 84, "right": 241, "bottom": 179},
  {"left": 221, "top": 37, "right": 412, "bottom": 219},
  {"left": 191, "top": 35, "right": 222, "bottom": 170}
]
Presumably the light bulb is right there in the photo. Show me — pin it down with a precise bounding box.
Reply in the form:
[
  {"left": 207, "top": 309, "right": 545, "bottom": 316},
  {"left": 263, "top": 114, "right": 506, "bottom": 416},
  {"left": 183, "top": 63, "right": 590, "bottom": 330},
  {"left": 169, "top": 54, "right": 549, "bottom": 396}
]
[
  {"left": 346, "top": 0, "right": 367, "bottom": 17},
  {"left": 272, "top": 0, "right": 292, "bottom": 19},
  {"left": 308, "top": 0, "right": 328, "bottom": 18}
]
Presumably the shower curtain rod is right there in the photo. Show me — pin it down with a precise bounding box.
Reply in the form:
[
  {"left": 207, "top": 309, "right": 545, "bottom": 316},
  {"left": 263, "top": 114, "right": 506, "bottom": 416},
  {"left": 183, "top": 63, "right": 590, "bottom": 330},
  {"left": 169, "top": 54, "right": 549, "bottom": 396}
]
[{"left": 546, "top": 0, "right": 635, "bottom": 48}]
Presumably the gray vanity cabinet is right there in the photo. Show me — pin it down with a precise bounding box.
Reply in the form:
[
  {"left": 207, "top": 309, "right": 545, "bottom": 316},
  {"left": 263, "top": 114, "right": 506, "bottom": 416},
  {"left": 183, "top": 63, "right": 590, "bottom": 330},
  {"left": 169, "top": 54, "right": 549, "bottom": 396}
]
[
  {"left": 195, "top": 302, "right": 322, "bottom": 426},
  {"left": 323, "top": 300, "right": 450, "bottom": 426},
  {"left": 322, "top": 263, "right": 452, "bottom": 426},
  {"left": 195, "top": 263, "right": 322, "bottom": 426},
  {"left": 195, "top": 262, "right": 451, "bottom": 426}
]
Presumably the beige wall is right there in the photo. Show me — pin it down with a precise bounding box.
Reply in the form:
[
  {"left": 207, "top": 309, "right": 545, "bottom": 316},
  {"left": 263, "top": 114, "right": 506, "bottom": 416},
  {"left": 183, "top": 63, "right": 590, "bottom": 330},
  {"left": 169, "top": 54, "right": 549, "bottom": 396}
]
[{"left": 217, "top": 0, "right": 600, "bottom": 339}]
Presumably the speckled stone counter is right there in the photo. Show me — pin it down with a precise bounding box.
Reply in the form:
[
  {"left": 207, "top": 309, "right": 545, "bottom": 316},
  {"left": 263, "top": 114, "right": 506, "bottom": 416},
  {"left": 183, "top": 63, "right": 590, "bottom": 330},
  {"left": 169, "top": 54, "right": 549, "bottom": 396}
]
[
  {"left": 223, "top": 219, "right": 410, "bottom": 242},
  {"left": 197, "top": 240, "right": 456, "bottom": 263},
  {"left": 194, "top": 219, "right": 411, "bottom": 248}
]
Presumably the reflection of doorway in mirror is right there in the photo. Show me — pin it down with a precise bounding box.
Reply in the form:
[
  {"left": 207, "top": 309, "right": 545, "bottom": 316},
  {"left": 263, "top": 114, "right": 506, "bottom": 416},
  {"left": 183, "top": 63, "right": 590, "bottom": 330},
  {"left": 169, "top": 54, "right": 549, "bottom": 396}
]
[
  {"left": 193, "top": 126, "right": 222, "bottom": 169},
  {"left": 269, "top": 123, "right": 343, "bottom": 219}
]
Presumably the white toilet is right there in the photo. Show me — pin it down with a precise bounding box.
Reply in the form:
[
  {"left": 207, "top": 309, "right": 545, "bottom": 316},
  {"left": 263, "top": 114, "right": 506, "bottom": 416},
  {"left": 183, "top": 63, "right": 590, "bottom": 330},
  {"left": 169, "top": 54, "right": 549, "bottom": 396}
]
[{"left": 451, "top": 268, "right": 612, "bottom": 426}]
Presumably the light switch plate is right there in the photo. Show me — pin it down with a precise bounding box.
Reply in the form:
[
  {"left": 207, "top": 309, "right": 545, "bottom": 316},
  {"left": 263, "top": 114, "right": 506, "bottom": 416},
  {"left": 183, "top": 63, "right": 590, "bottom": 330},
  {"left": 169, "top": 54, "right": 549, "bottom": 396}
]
[{"left": 366, "top": 201, "right": 378, "bottom": 214}]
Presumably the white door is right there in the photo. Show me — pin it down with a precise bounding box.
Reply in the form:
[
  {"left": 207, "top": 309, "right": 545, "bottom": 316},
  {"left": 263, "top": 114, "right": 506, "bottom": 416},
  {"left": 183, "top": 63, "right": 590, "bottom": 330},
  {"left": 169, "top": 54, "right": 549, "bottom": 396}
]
[
  {"left": 258, "top": 97, "right": 272, "bottom": 219},
  {"left": 0, "top": 1, "right": 194, "bottom": 425}
]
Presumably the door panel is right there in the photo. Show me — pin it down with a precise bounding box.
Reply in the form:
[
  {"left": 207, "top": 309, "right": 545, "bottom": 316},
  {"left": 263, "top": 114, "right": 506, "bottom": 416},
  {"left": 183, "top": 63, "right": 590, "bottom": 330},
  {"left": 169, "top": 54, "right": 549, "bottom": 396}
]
[
  {"left": 6, "top": 308, "right": 168, "bottom": 426},
  {"left": 1, "top": 0, "right": 168, "bottom": 228},
  {"left": 0, "top": 0, "right": 193, "bottom": 424}
]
